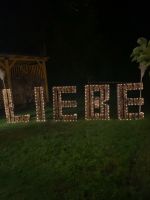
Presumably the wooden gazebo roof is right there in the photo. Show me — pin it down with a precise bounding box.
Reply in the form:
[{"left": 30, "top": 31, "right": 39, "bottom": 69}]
[{"left": 0, "top": 54, "right": 48, "bottom": 62}]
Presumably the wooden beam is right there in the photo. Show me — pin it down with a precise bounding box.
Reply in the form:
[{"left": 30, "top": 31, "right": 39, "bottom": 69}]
[
  {"left": 42, "top": 61, "right": 49, "bottom": 102},
  {"left": 0, "top": 61, "right": 5, "bottom": 68},
  {"left": 0, "top": 55, "right": 48, "bottom": 62},
  {"left": 4, "top": 59, "right": 12, "bottom": 89},
  {"left": 36, "top": 60, "right": 49, "bottom": 102},
  {"left": 9, "top": 60, "right": 17, "bottom": 69}
]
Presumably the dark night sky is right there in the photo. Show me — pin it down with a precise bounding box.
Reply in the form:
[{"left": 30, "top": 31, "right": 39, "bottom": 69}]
[{"left": 0, "top": 0, "right": 150, "bottom": 84}]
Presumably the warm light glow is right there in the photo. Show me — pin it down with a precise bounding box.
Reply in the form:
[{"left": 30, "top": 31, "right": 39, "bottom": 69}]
[
  {"left": 1, "top": 83, "right": 145, "bottom": 123},
  {"left": 117, "top": 83, "right": 144, "bottom": 120},
  {"left": 2, "top": 89, "right": 30, "bottom": 123},
  {"left": 85, "top": 84, "right": 110, "bottom": 120},
  {"left": 34, "top": 87, "right": 46, "bottom": 122},
  {"left": 53, "top": 86, "right": 77, "bottom": 121}
]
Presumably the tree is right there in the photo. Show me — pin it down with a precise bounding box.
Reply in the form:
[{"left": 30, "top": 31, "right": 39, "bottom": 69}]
[
  {"left": 131, "top": 37, "right": 150, "bottom": 82},
  {"left": 131, "top": 37, "right": 150, "bottom": 113}
]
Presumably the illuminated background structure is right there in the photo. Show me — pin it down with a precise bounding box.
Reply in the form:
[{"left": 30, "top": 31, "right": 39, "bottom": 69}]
[{"left": 0, "top": 55, "right": 49, "bottom": 105}]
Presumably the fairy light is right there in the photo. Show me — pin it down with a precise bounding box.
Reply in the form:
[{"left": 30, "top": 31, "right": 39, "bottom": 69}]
[
  {"left": 85, "top": 84, "right": 110, "bottom": 120},
  {"left": 2, "top": 89, "right": 15, "bottom": 123},
  {"left": 1, "top": 83, "right": 145, "bottom": 123},
  {"left": 34, "top": 87, "right": 46, "bottom": 122},
  {"left": 2, "top": 89, "right": 30, "bottom": 123},
  {"left": 53, "top": 86, "right": 77, "bottom": 121},
  {"left": 117, "top": 83, "right": 144, "bottom": 120},
  {"left": 14, "top": 114, "right": 30, "bottom": 123}
]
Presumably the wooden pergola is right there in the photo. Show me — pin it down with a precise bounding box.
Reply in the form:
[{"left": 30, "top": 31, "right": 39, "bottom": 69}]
[{"left": 0, "top": 54, "right": 49, "bottom": 104}]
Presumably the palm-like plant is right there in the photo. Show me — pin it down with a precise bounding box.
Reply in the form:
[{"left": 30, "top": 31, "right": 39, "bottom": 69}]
[
  {"left": 131, "top": 37, "right": 150, "bottom": 113},
  {"left": 131, "top": 37, "right": 150, "bottom": 82}
]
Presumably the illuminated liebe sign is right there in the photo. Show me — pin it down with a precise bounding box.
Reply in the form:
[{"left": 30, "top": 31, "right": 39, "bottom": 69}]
[{"left": 2, "top": 83, "right": 144, "bottom": 123}]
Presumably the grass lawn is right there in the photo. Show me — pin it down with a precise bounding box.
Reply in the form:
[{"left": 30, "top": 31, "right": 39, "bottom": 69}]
[{"left": 0, "top": 108, "right": 150, "bottom": 200}]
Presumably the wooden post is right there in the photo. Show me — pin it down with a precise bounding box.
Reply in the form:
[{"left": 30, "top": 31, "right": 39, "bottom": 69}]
[
  {"left": 36, "top": 60, "right": 49, "bottom": 102},
  {"left": 42, "top": 61, "right": 49, "bottom": 102},
  {"left": 5, "top": 59, "right": 12, "bottom": 89}
]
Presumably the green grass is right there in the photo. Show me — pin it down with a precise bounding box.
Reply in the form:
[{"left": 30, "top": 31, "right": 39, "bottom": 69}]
[{"left": 0, "top": 111, "right": 150, "bottom": 200}]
